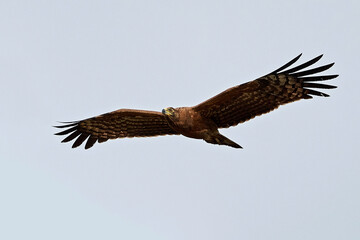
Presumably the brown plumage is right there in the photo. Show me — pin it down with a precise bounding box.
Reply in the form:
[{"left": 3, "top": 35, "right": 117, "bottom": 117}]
[{"left": 55, "top": 54, "right": 338, "bottom": 149}]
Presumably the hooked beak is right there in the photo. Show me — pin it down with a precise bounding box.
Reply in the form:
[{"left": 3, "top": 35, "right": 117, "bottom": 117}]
[{"left": 162, "top": 108, "right": 173, "bottom": 116}]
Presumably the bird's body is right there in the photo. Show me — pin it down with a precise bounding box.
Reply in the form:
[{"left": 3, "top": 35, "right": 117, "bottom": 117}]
[
  {"left": 163, "top": 107, "right": 214, "bottom": 139},
  {"left": 55, "top": 54, "right": 338, "bottom": 149},
  {"left": 162, "top": 107, "right": 241, "bottom": 148}
]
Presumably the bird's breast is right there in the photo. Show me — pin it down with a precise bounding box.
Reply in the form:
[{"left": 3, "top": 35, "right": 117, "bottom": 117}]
[{"left": 166, "top": 107, "right": 218, "bottom": 139}]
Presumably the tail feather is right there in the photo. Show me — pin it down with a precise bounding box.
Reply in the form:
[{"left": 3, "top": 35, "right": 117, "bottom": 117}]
[{"left": 205, "top": 134, "right": 242, "bottom": 149}]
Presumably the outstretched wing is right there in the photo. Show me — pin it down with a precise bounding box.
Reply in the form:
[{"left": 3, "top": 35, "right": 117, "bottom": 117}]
[
  {"left": 193, "top": 54, "right": 338, "bottom": 128},
  {"left": 54, "top": 109, "right": 178, "bottom": 149}
]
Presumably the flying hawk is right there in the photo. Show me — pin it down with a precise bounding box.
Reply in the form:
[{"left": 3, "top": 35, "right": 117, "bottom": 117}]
[{"left": 55, "top": 54, "right": 338, "bottom": 149}]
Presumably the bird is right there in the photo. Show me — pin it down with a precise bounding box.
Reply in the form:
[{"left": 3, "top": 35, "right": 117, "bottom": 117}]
[{"left": 55, "top": 54, "right": 338, "bottom": 149}]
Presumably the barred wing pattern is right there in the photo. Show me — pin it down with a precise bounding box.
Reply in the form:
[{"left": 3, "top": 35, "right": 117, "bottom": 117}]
[
  {"left": 194, "top": 54, "right": 338, "bottom": 128},
  {"left": 55, "top": 109, "right": 178, "bottom": 149}
]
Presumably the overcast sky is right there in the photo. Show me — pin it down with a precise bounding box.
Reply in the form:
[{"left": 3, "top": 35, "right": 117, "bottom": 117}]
[{"left": 1, "top": 0, "right": 359, "bottom": 239}]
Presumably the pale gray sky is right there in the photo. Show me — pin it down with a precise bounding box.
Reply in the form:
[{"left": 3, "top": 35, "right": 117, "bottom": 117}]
[{"left": 1, "top": 0, "right": 359, "bottom": 239}]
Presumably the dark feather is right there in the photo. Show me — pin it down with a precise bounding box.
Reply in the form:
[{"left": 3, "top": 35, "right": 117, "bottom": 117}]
[
  {"left": 292, "top": 63, "right": 335, "bottom": 77},
  {"left": 98, "top": 137, "right": 109, "bottom": 143},
  {"left": 62, "top": 131, "right": 81, "bottom": 143},
  {"left": 270, "top": 53, "right": 302, "bottom": 74},
  {"left": 305, "top": 89, "right": 330, "bottom": 97},
  {"left": 300, "top": 75, "right": 339, "bottom": 82},
  {"left": 54, "top": 126, "right": 78, "bottom": 135},
  {"left": 303, "top": 83, "right": 337, "bottom": 89},
  {"left": 72, "top": 133, "right": 90, "bottom": 148},
  {"left": 85, "top": 137, "right": 98, "bottom": 149},
  {"left": 280, "top": 55, "right": 323, "bottom": 74},
  {"left": 54, "top": 122, "right": 78, "bottom": 128}
]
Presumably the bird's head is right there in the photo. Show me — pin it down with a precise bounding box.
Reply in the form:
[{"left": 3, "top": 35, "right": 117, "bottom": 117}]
[{"left": 162, "top": 107, "right": 176, "bottom": 118}]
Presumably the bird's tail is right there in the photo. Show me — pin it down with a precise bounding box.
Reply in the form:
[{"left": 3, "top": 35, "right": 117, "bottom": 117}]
[{"left": 204, "top": 134, "right": 242, "bottom": 149}]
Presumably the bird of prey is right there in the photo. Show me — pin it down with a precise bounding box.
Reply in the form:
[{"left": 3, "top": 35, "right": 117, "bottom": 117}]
[{"left": 55, "top": 54, "right": 338, "bottom": 149}]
